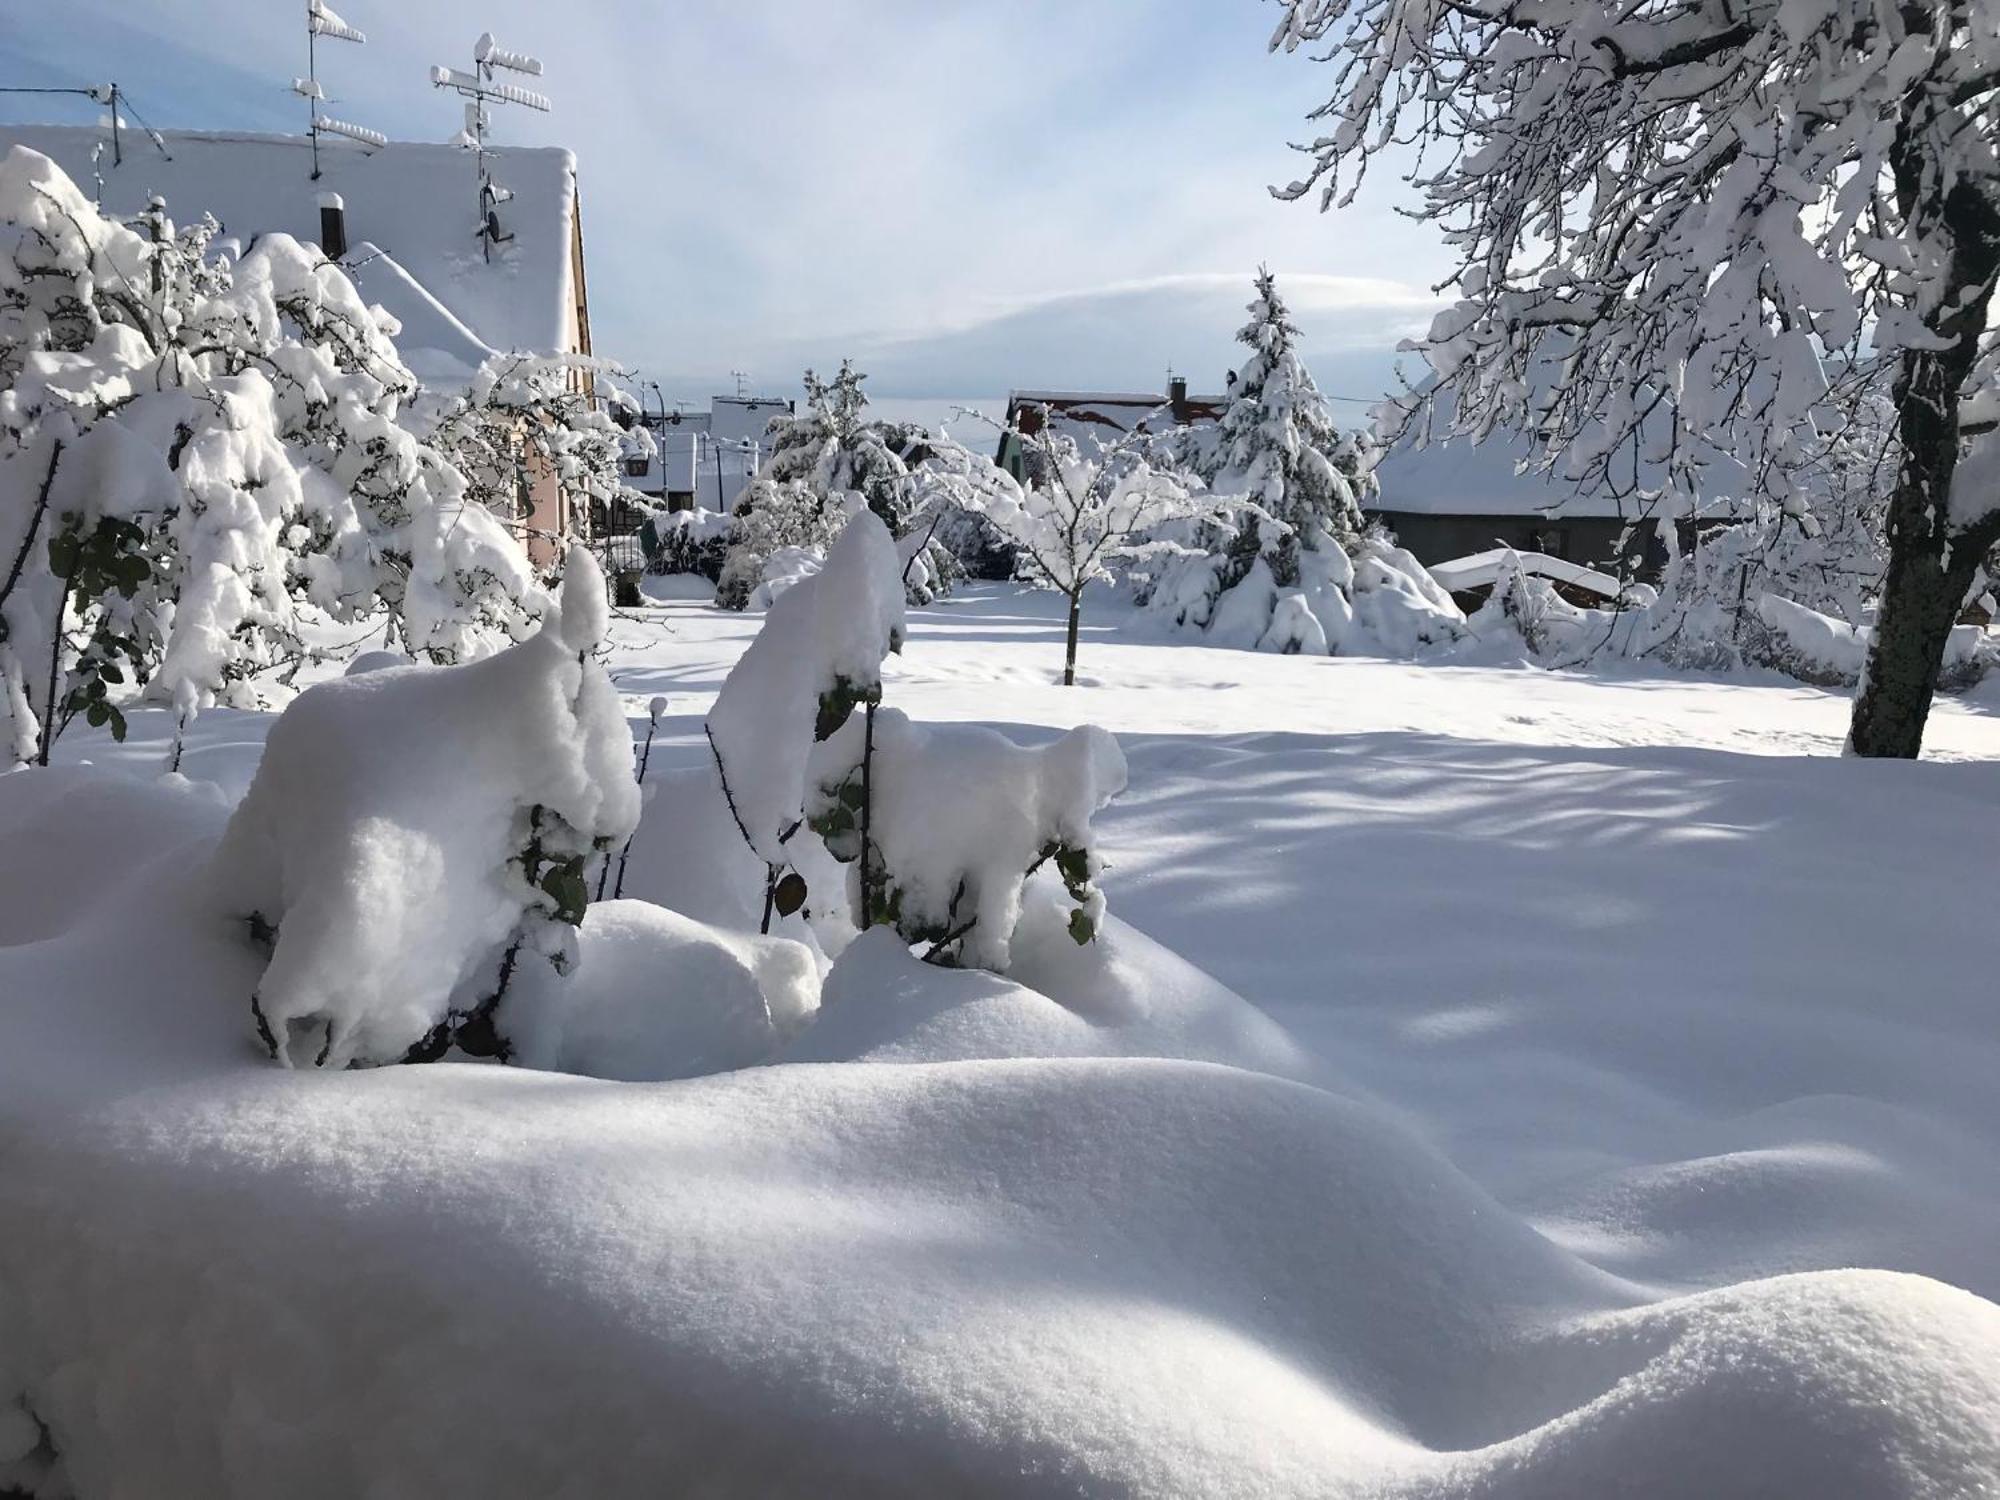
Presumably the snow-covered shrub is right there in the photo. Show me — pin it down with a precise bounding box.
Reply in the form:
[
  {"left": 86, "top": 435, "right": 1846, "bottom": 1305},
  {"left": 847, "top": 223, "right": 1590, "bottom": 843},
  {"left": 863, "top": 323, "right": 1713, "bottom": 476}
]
[
  {"left": 211, "top": 548, "right": 639, "bottom": 1069},
  {"left": 0, "top": 147, "right": 539, "bottom": 765},
  {"left": 706, "top": 512, "right": 906, "bottom": 922},
  {"left": 805, "top": 711, "right": 1126, "bottom": 970},
  {"left": 644, "top": 506, "right": 731, "bottom": 579},
  {"left": 427, "top": 351, "right": 651, "bottom": 556},
  {"left": 716, "top": 481, "right": 847, "bottom": 611},
  {"left": 716, "top": 361, "right": 946, "bottom": 609}
]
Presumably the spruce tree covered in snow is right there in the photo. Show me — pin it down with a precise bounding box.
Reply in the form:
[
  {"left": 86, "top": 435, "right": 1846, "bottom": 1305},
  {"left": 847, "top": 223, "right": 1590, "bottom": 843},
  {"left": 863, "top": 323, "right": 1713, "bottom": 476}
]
[
  {"left": 1272, "top": 0, "right": 2000, "bottom": 756},
  {"left": 0, "top": 147, "right": 538, "bottom": 765},
  {"left": 717, "top": 361, "right": 945, "bottom": 610},
  {"left": 1190, "top": 267, "right": 1377, "bottom": 584}
]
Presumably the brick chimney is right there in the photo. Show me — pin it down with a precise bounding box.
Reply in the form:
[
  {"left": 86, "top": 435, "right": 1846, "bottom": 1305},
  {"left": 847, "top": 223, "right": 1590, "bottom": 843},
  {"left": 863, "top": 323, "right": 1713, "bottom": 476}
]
[{"left": 316, "top": 191, "right": 348, "bottom": 261}]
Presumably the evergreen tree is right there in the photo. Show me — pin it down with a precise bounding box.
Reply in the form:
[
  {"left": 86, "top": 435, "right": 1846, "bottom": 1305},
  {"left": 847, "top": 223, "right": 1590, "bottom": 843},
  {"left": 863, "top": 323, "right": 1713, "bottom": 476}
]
[
  {"left": 1191, "top": 268, "right": 1376, "bottom": 585},
  {"left": 717, "top": 360, "right": 939, "bottom": 609}
]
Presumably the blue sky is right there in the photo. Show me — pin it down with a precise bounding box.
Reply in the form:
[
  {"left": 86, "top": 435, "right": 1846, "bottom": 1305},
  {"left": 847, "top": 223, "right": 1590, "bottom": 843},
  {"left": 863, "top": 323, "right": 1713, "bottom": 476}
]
[{"left": 1, "top": 2, "right": 1449, "bottom": 406}]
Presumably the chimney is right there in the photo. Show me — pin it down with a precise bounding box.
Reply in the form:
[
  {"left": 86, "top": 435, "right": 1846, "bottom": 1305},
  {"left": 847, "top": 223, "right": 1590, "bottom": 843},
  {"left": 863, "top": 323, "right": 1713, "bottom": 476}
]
[
  {"left": 317, "top": 191, "right": 348, "bottom": 261},
  {"left": 1168, "top": 374, "right": 1189, "bottom": 421}
]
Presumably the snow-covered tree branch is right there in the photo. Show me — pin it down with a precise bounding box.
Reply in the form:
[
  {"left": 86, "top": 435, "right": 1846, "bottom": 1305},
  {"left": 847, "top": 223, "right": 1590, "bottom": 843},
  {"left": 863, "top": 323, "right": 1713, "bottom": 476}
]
[{"left": 1272, "top": 0, "right": 2000, "bottom": 756}]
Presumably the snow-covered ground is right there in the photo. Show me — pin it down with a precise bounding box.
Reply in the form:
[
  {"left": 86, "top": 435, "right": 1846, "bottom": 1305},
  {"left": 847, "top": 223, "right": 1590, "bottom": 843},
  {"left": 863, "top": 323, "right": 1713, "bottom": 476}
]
[{"left": 3, "top": 583, "right": 1998, "bottom": 1497}]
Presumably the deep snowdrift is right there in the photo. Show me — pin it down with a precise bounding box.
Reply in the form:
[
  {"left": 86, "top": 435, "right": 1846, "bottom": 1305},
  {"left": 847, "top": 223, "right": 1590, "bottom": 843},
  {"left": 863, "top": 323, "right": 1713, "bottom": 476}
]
[{"left": 4, "top": 586, "right": 2000, "bottom": 1497}]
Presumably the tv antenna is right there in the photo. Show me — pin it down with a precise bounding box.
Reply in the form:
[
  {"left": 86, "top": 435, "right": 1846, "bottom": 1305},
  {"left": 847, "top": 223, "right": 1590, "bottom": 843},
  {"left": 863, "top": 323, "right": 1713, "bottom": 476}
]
[
  {"left": 296, "top": 0, "right": 383, "bottom": 180},
  {"left": 430, "top": 32, "right": 550, "bottom": 262},
  {"left": 731, "top": 370, "right": 750, "bottom": 399}
]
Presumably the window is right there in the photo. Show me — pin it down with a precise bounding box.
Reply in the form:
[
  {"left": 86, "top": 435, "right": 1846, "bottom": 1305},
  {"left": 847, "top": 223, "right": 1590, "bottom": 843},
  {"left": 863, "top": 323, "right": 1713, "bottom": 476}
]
[{"left": 624, "top": 457, "right": 649, "bottom": 477}]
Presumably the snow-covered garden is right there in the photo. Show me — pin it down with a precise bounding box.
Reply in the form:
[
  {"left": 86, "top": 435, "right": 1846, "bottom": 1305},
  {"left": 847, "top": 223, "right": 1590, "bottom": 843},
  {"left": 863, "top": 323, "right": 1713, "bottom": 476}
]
[{"left": 7, "top": 0, "right": 2000, "bottom": 1488}]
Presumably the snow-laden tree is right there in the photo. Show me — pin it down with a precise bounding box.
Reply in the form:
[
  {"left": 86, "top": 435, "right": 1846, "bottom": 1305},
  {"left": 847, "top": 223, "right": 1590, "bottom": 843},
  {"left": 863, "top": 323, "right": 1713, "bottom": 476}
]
[
  {"left": 1188, "top": 268, "right": 1377, "bottom": 583},
  {"left": 1273, "top": 0, "right": 2000, "bottom": 757},
  {"left": 716, "top": 361, "right": 944, "bottom": 609},
  {"left": 427, "top": 352, "right": 652, "bottom": 558},
  {"left": 0, "top": 146, "right": 538, "bottom": 764},
  {"left": 937, "top": 417, "right": 1209, "bottom": 685}
]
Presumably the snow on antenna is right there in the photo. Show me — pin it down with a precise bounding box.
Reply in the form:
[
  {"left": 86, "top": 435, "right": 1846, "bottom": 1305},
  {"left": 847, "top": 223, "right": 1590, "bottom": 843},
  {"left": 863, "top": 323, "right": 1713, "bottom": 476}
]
[
  {"left": 430, "top": 33, "right": 553, "bottom": 262},
  {"left": 298, "top": 0, "right": 377, "bottom": 180}
]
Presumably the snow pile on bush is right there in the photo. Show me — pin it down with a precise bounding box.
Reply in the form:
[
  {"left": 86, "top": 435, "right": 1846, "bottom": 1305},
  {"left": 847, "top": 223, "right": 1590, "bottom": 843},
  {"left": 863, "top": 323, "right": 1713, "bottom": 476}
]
[
  {"left": 1151, "top": 526, "right": 1467, "bottom": 659},
  {"left": 707, "top": 513, "right": 905, "bottom": 865},
  {"left": 501, "top": 899, "right": 818, "bottom": 1081},
  {"left": 209, "top": 548, "right": 639, "bottom": 1068},
  {"left": 0, "top": 147, "right": 540, "bottom": 765},
  {"left": 807, "top": 712, "right": 1126, "bottom": 969}
]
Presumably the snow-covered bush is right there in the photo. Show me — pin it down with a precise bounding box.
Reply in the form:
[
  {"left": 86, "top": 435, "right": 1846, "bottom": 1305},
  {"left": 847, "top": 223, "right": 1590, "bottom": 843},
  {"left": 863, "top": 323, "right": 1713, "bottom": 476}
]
[
  {"left": 806, "top": 711, "right": 1126, "bottom": 970},
  {"left": 644, "top": 506, "right": 731, "bottom": 579},
  {"left": 427, "top": 351, "right": 651, "bottom": 556},
  {"left": 706, "top": 511, "right": 906, "bottom": 922},
  {"left": 716, "top": 361, "right": 947, "bottom": 609},
  {"left": 210, "top": 548, "right": 639, "bottom": 1069},
  {"left": 0, "top": 147, "right": 539, "bottom": 765}
]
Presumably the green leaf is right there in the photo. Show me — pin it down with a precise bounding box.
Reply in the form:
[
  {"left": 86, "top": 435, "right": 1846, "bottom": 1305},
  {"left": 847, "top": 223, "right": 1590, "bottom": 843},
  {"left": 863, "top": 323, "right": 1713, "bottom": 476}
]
[
  {"left": 99, "top": 663, "right": 124, "bottom": 685},
  {"left": 1053, "top": 845, "right": 1091, "bottom": 892},
  {"left": 46, "top": 534, "right": 78, "bottom": 577},
  {"left": 839, "top": 780, "right": 866, "bottom": 810},
  {"left": 105, "top": 704, "right": 127, "bottom": 743},
  {"left": 1067, "top": 909, "right": 1096, "bottom": 946},
  {"left": 85, "top": 700, "right": 108, "bottom": 728},
  {"left": 772, "top": 871, "right": 808, "bottom": 917}
]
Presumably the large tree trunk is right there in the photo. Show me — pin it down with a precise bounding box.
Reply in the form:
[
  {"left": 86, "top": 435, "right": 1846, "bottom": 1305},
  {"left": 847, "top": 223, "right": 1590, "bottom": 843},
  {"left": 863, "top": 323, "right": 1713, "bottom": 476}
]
[
  {"left": 1847, "top": 134, "right": 2000, "bottom": 758},
  {"left": 1062, "top": 592, "right": 1081, "bottom": 687}
]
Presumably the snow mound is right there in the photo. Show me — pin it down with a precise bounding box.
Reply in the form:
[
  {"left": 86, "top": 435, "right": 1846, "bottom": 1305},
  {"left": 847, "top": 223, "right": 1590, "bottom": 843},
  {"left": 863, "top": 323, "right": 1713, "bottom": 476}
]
[
  {"left": 787, "top": 917, "right": 1313, "bottom": 1079},
  {"left": 503, "top": 899, "right": 819, "bottom": 1081},
  {"left": 208, "top": 549, "right": 639, "bottom": 1067},
  {"left": 0, "top": 763, "right": 1997, "bottom": 1495}
]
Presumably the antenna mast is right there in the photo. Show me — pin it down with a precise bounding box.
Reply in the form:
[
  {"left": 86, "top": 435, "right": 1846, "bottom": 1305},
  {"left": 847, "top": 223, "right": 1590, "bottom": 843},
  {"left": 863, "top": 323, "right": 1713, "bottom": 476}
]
[
  {"left": 297, "top": 0, "right": 381, "bottom": 180},
  {"left": 430, "top": 33, "right": 550, "bottom": 263}
]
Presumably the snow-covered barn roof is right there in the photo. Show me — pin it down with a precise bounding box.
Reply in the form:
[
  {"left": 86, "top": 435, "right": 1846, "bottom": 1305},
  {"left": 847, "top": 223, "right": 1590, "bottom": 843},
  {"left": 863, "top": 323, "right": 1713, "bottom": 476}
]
[{"left": 0, "top": 125, "right": 577, "bottom": 381}]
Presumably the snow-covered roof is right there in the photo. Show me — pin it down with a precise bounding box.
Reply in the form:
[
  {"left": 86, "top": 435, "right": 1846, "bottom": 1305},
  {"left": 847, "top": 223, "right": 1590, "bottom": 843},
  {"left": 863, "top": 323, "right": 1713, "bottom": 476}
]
[
  {"left": 1002, "top": 388, "right": 1227, "bottom": 454},
  {"left": 1374, "top": 432, "right": 1658, "bottom": 520},
  {"left": 0, "top": 125, "right": 578, "bottom": 374},
  {"left": 1427, "top": 548, "right": 1625, "bottom": 599}
]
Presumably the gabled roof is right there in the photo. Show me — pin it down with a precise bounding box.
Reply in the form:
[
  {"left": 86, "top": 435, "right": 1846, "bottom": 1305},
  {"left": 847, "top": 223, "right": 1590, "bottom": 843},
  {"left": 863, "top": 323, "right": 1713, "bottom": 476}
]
[{"left": 0, "top": 124, "right": 577, "bottom": 374}]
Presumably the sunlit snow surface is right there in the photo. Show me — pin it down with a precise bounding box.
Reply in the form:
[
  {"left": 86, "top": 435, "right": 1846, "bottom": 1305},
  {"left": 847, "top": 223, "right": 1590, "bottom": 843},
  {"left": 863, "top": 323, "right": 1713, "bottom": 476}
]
[{"left": 3, "top": 583, "right": 1997, "bottom": 1497}]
